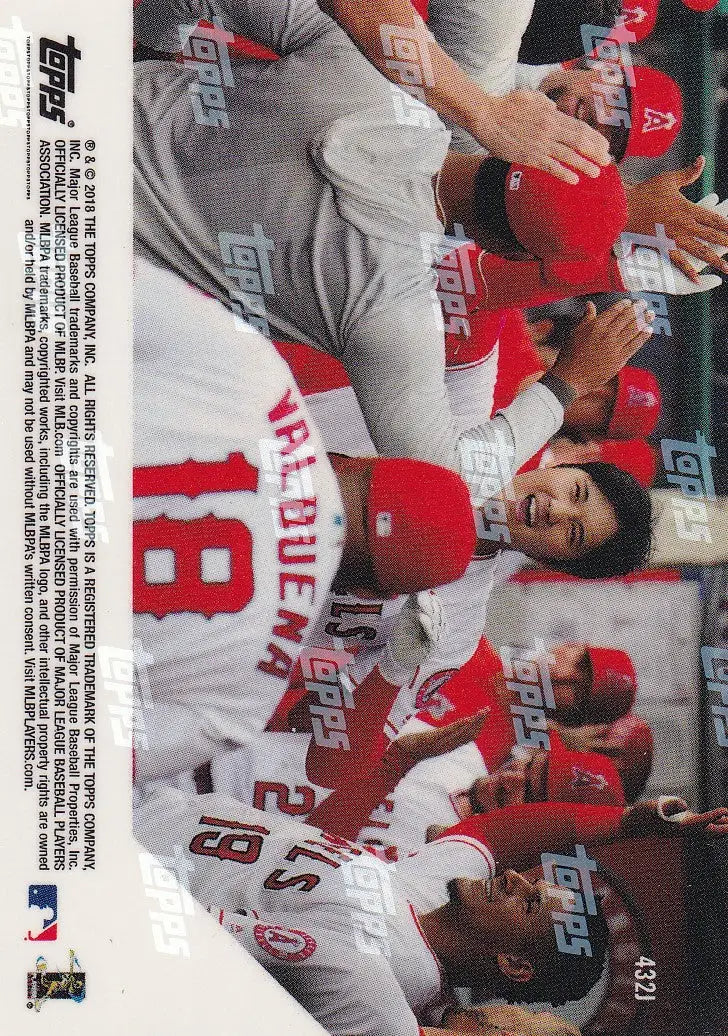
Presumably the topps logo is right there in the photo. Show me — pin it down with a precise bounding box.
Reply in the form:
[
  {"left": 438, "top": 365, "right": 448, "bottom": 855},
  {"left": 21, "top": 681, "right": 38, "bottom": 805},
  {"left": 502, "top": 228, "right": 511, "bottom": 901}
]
[{"left": 38, "top": 35, "right": 80, "bottom": 124}]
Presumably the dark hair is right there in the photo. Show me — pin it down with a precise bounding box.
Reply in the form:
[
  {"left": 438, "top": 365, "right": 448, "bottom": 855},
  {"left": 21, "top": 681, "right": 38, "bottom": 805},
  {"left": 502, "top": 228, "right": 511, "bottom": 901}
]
[
  {"left": 549, "top": 462, "right": 654, "bottom": 579},
  {"left": 566, "top": 59, "right": 631, "bottom": 163},
  {"left": 473, "top": 159, "right": 523, "bottom": 252},
  {"left": 502, "top": 895, "right": 610, "bottom": 1007},
  {"left": 519, "top": 1, "right": 623, "bottom": 65}
]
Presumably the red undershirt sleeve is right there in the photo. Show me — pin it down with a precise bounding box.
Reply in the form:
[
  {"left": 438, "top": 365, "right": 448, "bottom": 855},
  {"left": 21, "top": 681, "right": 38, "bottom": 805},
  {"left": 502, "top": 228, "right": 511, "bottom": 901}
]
[
  {"left": 305, "top": 664, "right": 406, "bottom": 789},
  {"left": 440, "top": 803, "right": 626, "bottom": 870}
]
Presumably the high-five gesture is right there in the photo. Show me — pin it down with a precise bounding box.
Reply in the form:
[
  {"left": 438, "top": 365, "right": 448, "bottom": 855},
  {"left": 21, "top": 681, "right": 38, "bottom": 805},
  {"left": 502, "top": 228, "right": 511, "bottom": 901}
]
[{"left": 623, "top": 156, "right": 728, "bottom": 281}]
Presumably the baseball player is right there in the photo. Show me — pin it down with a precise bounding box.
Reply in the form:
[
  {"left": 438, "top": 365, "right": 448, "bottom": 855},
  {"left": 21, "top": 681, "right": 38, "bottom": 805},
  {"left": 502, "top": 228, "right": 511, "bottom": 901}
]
[
  {"left": 134, "top": 787, "right": 728, "bottom": 1035},
  {"left": 425, "top": 0, "right": 685, "bottom": 162},
  {"left": 302, "top": 637, "right": 635, "bottom": 850},
  {"left": 134, "top": 786, "right": 614, "bottom": 1033},
  {"left": 133, "top": 258, "right": 475, "bottom": 782},
  {"left": 182, "top": 604, "right": 637, "bottom": 857},
  {"left": 551, "top": 712, "right": 655, "bottom": 803},
  {"left": 134, "top": 0, "right": 612, "bottom": 183},
  {"left": 132, "top": 0, "right": 665, "bottom": 512}
]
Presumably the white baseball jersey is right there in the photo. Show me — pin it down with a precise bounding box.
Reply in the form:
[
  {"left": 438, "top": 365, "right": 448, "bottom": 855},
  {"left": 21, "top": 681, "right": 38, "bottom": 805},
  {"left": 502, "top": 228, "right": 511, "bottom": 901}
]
[
  {"left": 358, "top": 719, "right": 489, "bottom": 857},
  {"left": 187, "top": 559, "right": 498, "bottom": 854},
  {"left": 134, "top": 788, "right": 495, "bottom": 1035},
  {"left": 133, "top": 258, "right": 345, "bottom": 781},
  {"left": 208, "top": 732, "right": 331, "bottom": 818},
  {"left": 301, "top": 337, "right": 500, "bottom": 670},
  {"left": 385, "top": 555, "right": 500, "bottom": 737}
]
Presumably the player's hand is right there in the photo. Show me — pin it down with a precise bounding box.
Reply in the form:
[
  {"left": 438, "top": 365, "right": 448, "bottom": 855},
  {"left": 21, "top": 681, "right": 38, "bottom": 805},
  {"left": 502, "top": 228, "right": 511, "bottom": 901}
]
[
  {"left": 622, "top": 797, "right": 728, "bottom": 838},
  {"left": 684, "top": 193, "right": 728, "bottom": 275},
  {"left": 543, "top": 438, "right": 603, "bottom": 469},
  {"left": 379, "top": 590, "right": 446, "bottom": 683},
  {"left": 623, "top": 157, "right": 728, "bottom": 282},
  {"left": 473, "top": 89, "right": 610, "bottom": 185},
  {"left": 391, "top": 708, "right": 490, "bottom": 765},
  {"left": 547, "top": 720, "right": 614, "bottom": 754},
  {"left": 550, "top": 299, "right": 654, "bottom": 398},
  {"left": 469, "top": 761, "right": 529, "bottom": 813},
  {"left": 616, "top": 245, "right": 722, "bottom": 296}
]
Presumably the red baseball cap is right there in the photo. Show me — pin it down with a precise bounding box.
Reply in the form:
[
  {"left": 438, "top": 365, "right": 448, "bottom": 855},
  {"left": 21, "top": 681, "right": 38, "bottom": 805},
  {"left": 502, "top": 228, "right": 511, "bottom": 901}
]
[
  {"left": 546, "top": 738, "right": 626, "bottom": 806},
  {"left": 504, "top": 161, "right": 627, "bottom": 264},
  {"left": 622, "top": 1, "right": 717, "bottom": 43},
  {"left": 608, "top": 367, "right": 662, "bottom": 438},
  {"left": 608, "top": 714, "right": 654, "bottom": 802},
  {"left": 597, "top": 439, "right": 657, "bottom": 488},
  {"left": 567, "top": 29, "right": 683, "bottom": 159},
  {"left": 583, "top": 647, "right": 637, "bottom": 722},
  {"left": 624, "top": 67, "right": 683, "bottom": 159},
  {"left": 367, "top": 459, "right": 475, "bottom": 595},
  {"left": 621, "top": 2, "right": 659, "bottom": 39}
]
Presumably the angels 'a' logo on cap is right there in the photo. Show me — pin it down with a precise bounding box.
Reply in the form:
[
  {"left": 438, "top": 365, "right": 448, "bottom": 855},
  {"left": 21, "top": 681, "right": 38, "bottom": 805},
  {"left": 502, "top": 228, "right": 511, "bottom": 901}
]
[
  {"left": 627, "top": 385, "right": 657, "bottom": 407},
  {"left": 605, "top": 668, "right": 633, "bottom": 688},
  {"left": 642, "top": 107, "right": 678, "bottom": 133},
  {"left": 623, "top": 4, "right": 649, "bottom": 23},
  {"left": 254, "top": 924, "right": 317, "bottom": 962},
  {"left": 572, "top": 766, "right": 608, "bottom": 791}
]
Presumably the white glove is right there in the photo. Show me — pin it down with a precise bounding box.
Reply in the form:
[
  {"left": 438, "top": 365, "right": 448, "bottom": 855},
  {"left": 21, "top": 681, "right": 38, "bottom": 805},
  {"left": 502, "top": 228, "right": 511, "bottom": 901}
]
[
  {"left": 617, "top": 244, "right": 722, "bottom": 296},
  {"left": 684, "top": 193, "right": 728, "bottom": 274},
  {"left": 378, "top": 591, "right": 446, "bottom": 685}
]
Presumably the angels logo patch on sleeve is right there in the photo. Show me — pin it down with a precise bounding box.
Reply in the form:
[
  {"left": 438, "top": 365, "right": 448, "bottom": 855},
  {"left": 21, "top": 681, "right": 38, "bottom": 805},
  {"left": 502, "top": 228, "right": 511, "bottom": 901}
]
[{"left": 254, "top": 924, "right": 318, "bottom": 963}]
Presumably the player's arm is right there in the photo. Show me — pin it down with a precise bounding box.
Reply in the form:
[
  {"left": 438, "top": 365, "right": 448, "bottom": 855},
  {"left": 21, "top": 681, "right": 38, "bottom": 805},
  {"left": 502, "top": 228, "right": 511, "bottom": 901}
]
[
  {"left": 307, "top": 710, "right": 488, "bottom": 840},
  {"left": 317, "top": 0, "right": 608, "bottom": 184},
  {"left": 133, "top": 0, "right": 330, "bottom": 55},
  {"left": 475, "top": 244, "right": 721, "bottom": 313},
  {"left": 343, "top": 302, "right": 564, "bottom": 497},
  {"left": 441, "top": 799, "right": 728, "bottom": 871}
]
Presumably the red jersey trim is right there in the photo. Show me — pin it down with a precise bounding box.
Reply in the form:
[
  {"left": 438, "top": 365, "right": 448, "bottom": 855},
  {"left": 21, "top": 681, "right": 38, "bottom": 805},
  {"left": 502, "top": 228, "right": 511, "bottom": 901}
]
[{"left": 434, "top": 835, "right": 496, "bottom": 876}]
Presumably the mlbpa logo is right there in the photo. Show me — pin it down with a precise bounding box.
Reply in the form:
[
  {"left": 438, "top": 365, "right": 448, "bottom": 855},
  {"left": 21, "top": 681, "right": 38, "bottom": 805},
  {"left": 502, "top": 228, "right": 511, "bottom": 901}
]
[
  {"left": 27, "top": 885, "right": 58, "bottom": 942},
  {"left": 642, "top": 108, "right": 677, "bottom": 134}
]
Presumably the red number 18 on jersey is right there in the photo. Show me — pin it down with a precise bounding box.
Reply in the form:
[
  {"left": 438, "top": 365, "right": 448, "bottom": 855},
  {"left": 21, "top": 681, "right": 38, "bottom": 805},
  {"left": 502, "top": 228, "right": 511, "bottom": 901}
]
[{"left": 133, "top": 452, "right": 259, "bottom": 619}]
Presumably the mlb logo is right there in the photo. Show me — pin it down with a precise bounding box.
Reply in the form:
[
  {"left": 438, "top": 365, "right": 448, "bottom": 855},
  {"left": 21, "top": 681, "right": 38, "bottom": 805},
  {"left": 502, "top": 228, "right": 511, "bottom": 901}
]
[
  {"left": 375, "top": 511, "right": 392, "bottom": 538},
  {"left": 509, "top": 170, "right": 523, "bottom": 191},
  {"left": 27, "top": 885, "right": 58, "bottom": 941}
]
